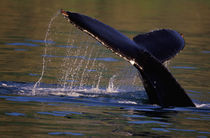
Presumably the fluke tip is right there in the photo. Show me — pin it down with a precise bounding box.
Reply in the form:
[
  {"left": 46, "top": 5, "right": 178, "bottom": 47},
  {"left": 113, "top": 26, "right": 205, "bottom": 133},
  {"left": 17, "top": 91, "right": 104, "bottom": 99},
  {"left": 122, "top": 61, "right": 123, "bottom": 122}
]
[{"left": 60, "top": 9, "right": 68, "bottom": 17}]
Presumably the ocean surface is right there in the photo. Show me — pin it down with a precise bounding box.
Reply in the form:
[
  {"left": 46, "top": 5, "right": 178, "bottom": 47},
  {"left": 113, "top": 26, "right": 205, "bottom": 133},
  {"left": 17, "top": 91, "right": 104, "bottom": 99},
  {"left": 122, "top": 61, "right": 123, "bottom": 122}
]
[{"left": 0, "top": 0, "right": 210, "bottom": 137}]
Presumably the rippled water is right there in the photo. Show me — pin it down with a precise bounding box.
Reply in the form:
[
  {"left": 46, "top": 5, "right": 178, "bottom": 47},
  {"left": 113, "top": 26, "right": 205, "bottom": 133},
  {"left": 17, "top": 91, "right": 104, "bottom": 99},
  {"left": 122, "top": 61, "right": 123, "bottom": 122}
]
[{"left": 0, "top": 0, "right": 210, "bottom": 137}]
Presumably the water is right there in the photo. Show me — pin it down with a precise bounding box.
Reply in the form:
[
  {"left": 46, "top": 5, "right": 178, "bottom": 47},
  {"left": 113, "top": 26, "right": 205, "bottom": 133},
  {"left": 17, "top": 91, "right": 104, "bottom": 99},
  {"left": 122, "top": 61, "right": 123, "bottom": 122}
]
[{"left": 0, "top": 0, "right": 210, "bottom": 137}]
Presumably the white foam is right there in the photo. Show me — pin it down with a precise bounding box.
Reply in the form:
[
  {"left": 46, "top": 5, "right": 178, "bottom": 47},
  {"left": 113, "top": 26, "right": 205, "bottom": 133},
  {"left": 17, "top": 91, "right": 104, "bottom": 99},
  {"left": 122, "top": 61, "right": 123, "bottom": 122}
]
[
  {"left": 1, "top": 83, "right": 7, "bottom": 87},
  {"left": 118, "top": 100, "right": 137, "bottom": 104},
  {"left": 195, "top": 103, "right": 210, "bottom": 108}
]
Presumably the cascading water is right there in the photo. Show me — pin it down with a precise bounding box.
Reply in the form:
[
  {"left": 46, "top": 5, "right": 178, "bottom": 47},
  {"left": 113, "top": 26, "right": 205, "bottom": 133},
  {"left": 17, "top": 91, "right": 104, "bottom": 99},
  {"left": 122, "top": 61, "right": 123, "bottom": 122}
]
[
  {"left": 32, "top": 10, "right": 61, "bottom": 95},
  {"left": 32, "top": 11, "right": 144, "bottom": 98}
]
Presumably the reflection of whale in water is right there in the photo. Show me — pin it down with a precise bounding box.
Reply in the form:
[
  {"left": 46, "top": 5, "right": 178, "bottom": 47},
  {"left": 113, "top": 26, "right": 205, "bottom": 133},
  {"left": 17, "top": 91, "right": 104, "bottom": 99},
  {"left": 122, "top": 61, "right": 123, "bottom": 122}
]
[{"left": 61, "top": 9, "right": 195, "bottom": 107}]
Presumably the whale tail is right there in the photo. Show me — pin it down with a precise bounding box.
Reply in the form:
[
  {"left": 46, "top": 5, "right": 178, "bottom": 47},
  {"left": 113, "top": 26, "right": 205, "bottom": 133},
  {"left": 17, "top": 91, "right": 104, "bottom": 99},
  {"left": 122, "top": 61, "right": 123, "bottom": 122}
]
[
  {"left": 61, "top": 10, "right": 195, "bottom": 107},
  {"left": 131, "top": 29, "right": 195, "bottom": 107}
]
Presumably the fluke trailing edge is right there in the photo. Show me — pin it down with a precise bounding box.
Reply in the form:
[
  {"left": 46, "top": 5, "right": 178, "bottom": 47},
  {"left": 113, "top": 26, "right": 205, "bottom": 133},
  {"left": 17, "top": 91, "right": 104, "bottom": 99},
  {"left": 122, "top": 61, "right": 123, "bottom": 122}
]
[{"left": 61, "top": 9, "right": 195, "bottom": 107}]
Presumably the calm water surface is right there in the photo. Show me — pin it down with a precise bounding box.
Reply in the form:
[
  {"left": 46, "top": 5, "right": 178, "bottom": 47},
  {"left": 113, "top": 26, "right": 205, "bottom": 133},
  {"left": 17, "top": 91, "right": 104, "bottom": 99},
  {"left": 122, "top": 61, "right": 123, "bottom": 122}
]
[{"left": 0, "top": 0, "right": 210, "bottom": 137}]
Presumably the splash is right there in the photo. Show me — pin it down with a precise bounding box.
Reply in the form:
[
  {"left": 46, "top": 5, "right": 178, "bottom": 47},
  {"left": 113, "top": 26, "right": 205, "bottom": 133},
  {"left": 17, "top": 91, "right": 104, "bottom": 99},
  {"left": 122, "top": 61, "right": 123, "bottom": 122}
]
[
  {"left": 31, "top": 10, "right": 143, "bottom": 97},
  {"left": 107, "top": 75, "right": 118, "bottom": 93},
  {"left": 31, "top": 10, "right": 109, "bottom": 95}
]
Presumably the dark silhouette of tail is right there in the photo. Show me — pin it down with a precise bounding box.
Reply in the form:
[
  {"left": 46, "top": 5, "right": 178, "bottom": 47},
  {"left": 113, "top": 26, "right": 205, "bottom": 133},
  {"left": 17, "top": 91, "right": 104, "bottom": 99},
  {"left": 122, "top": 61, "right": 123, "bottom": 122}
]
[{"left": 61, "top": 9, "right": 195, "bottom": 107}]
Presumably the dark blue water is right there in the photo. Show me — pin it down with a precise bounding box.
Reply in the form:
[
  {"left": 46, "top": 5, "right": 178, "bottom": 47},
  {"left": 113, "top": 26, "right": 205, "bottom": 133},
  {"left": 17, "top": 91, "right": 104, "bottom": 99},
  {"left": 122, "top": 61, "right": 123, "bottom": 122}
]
[{"left": 0, "top": 80, "right": 210, "bottom": 137}]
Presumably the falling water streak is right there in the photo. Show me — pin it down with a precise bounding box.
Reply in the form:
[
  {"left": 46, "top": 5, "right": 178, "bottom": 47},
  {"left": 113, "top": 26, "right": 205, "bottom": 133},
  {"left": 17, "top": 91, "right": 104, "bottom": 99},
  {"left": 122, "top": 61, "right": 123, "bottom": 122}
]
[
  {"left": 58, "top": 46, "right": 68, "bottom": 87},
  {"left": 59, "top": 32, "right": 75, "bottom": 90},
  {"left": 60, "top": 55, "right": 70, "bottom": 89},
  {"left": 60, "top": 57, "right": 70, "bottom": 89},
  {"left": 62, "top": 40, "right": 78, "bottom": 90},
  {"left": 95, "top": 64, "right": 105, "bottom": 92},
  {"left": 67, "top": 48, "right": 81, "bottom": 90},
  {"left": 32, "top": 10, "right": 60, "bottom": 95},
  {"left": 67, "top": 46, "right": 83, "bottom": 90},
  {"left": 69, "top": 45, "right": 89, "bottom": 91},
  {"left": 79, "top": 46, "right": 94, "bottom": 89},
  {"left": 62, "top": 56, "right": 75, "bottom": 90},
  {"left": 89, "top": 52, "right": 100, "bottom": 89},
  {"left": 92, "top": 63, "right": 102, "bottom": 89},
  {"left": 88, "top": 57, "right": 97, "bottom": 88},
  {"left": 89, "top": 53, "right": 97, "bottom": 71},
  {"left": 96, "top": 72, "right": 103, "bottom": 91}
]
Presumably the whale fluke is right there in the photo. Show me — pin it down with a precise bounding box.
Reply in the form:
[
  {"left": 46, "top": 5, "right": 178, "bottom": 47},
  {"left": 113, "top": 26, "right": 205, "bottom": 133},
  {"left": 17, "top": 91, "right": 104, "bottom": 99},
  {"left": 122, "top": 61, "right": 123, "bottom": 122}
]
[
  {"left": 133, "top": 29, "right": 185, "bottom": 62},
  {"left": 61, "top": 9, "right": 195, "bottom": 107}
]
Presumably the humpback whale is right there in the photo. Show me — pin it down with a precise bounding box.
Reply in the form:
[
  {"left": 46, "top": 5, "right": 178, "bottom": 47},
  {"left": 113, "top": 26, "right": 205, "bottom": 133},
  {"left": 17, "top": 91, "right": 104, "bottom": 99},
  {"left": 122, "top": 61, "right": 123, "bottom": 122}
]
[{"left": 61, "top": 9, "right": 195, "bottom": 107}]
